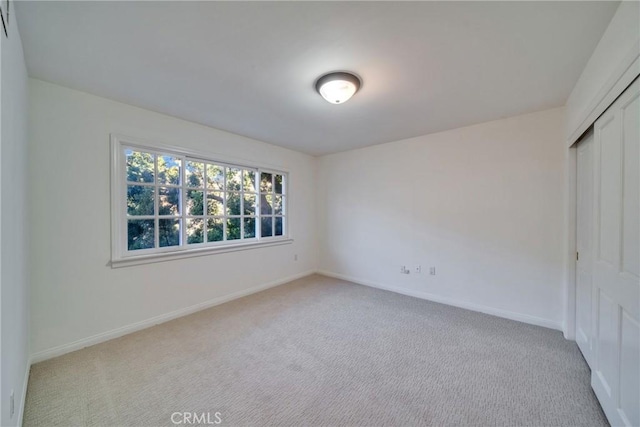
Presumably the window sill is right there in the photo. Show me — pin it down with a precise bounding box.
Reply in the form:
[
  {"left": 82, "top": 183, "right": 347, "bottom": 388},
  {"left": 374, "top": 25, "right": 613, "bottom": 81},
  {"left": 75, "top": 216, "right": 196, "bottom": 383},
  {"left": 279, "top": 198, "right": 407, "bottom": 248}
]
[{"left": 111, "top": 238, "right": 293, "bottom": 268}]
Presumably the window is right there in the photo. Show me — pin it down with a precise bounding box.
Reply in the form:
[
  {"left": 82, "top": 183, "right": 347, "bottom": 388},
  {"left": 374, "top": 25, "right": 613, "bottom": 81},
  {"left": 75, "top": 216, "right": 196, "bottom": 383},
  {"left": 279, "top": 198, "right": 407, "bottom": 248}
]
[{"left": 111, "top": 135, "right": 290, "bottom": 266}]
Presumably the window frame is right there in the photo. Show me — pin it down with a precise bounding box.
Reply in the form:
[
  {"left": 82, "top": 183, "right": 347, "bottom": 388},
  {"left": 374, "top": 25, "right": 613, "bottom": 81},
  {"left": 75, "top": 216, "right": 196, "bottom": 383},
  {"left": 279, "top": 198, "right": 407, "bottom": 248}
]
[{"left": 110, "top": 134, "right": 292, "bottom": 268}]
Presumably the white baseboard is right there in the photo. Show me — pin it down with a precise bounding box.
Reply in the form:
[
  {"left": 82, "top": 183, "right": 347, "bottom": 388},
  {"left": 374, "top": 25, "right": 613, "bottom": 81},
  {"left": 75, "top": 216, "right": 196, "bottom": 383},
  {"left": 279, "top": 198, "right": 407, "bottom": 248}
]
[
  {"left": 30, "top": 270, "right": 316, "bottom": 364},
  {"left": 317, "top": 270, "right": 563, "bottom": 331},
  {"left": 29, "top": 268, "right": 562, "bottom": 364},
  {"left": 18, "top": 356, "right": 31, "bottom": 427}
]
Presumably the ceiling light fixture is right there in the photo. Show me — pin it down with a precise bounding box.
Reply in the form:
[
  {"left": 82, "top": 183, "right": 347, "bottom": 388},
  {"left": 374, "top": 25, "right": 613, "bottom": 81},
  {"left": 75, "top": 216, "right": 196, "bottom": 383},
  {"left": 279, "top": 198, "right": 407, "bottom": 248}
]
[{"left": 315, "top": 72, "right": 361, "bottom": 104}]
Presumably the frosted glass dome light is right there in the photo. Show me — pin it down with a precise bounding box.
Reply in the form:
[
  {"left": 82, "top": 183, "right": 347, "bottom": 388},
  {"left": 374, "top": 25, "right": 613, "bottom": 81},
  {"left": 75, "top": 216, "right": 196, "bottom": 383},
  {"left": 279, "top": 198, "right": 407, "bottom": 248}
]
[{"left": 315, "top": 72, "right": 361, "bottom": 104}]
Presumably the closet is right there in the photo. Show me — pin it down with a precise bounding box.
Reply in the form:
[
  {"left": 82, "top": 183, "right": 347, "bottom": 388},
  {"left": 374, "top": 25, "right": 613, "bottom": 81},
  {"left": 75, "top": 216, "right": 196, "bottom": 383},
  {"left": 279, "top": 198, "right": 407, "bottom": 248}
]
[{"left": 575, "top": 77, "right": 639, "bottom": 426}]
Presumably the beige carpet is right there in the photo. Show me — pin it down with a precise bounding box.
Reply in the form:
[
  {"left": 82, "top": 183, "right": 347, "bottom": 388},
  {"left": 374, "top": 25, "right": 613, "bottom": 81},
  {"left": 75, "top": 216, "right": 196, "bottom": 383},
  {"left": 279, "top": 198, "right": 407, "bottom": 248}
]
[{"left": 24, "top": 274, "right": 607, "bottom": 426}]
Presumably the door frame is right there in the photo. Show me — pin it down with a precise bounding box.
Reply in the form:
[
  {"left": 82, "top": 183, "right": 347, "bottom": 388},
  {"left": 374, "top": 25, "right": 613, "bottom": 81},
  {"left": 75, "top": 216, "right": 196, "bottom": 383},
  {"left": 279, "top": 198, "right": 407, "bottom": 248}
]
[{"left": 563, "top": 137, "right": 578, "bottom": 340}]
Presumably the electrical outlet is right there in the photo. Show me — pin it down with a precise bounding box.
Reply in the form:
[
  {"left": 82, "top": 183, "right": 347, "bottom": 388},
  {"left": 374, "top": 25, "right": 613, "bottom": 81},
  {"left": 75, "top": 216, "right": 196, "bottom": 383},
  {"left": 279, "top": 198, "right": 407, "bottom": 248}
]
[
  {"left": 429, "top": 267, "right": 436, "bottom": 275},
  {"left": 9, "top": 389, "right": 14, "bottom": 419},
  {"left": 415, "top": 265, "right": 421, "bottom": 274}
]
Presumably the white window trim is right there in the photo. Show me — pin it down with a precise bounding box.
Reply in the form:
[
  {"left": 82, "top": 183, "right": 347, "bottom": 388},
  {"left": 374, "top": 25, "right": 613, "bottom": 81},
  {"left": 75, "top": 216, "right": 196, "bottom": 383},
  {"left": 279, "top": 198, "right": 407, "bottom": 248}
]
[{"left": 110, "top": 134, "right": 292, "bottom": 268}]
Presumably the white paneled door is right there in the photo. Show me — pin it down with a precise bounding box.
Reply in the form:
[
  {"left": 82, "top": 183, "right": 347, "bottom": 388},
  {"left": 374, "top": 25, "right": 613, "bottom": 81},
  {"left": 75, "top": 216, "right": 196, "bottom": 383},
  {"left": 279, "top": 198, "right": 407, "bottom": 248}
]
[
  {"left": 576, "top": 130, "right": 594, "bottom": 365},
  {"left": 591, "top": 77, "right": 639, "bottom": 427}
]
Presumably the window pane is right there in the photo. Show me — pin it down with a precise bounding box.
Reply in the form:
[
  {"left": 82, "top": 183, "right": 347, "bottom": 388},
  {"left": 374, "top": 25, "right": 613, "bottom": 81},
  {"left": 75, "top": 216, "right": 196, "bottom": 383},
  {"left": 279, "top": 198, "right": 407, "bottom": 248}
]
[
  {"left": 226, "top": 218, "right": 241, "bottom": 240},
  {"left": 243, "top": 193, "right": 256, "bottom": 215},
  {"left": 128, "top": 219, "right": 154, "bottom": 250},
  {"left": 206, "top": 164, "right": 225, "bottom": 191},
  {"left": 207, "top": 192, "right": 224, "bottom": 216},
  {"left": 127, "top": 185, "right": 155, "bottom": 216},
  {"left": 121, "top": 145, "right": 289, "bottom": 256},
  {"left": 186, "top": 161, "right": 204, "bottom": 188},
  {"left": 207, "top": 218, "right": 223, "bottom": 242},
  {"left": 261, "top": 194, "right": 273, "bottom": 215},
  {"left": 243, "top": 217, "right": 256, "bottom": 239},
  {"left": 186, "top": 190, "right": 204, "bottom": 216},
  {"left": 274, "top": 175, "right": 283, "bottom": 194},
  {"left": 226, "top": 192, "right": 241, "bottom": 216},
  {"left": 186, "top": 218, "right": 204, "bottom": 244},
  {"left": 159, "top": 187, "right": 180, "bottom": 215},
  {"left": 126, "top": 150, "right": 154, "bottom": 183},
  {"left": 273, "top": 195, "right": 283, "bottom": 215},
  {"left": 159, "top": 219, "right": 180, "bottom": 247},
  {"left": 261, "top": 217, "right": 273, "bottom": 237},
  {"left": 243, "top": 170, "right": 256, "bottom": 192},
  {"left": 260, "top": 172, "right": 272, "bottom": 193},
  {"left": 227, "top": 168, "right": 242, "bottom": 191},
  {"left": 157, "top": 155, "right": 181, "bottom": 185}
]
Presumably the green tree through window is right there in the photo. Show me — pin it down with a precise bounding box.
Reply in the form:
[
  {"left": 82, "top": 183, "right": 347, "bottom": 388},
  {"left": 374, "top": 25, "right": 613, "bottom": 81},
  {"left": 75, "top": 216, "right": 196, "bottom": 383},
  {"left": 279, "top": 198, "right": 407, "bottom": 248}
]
[{"left": 122, "top": 145, "right": 286, "bottom": 255}]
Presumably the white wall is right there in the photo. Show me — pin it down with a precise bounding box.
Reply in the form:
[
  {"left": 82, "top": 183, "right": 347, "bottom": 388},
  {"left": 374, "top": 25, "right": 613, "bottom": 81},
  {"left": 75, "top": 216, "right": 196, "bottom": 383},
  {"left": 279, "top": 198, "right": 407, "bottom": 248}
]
[
  {"left": 318, "top": 108, "right": 566, "bottom": 329},
  {"left": 0, "top": 13, "right": 30, "bottom": 427},
  {"left": 566, "top": 1, "right": 640, "bottom": 142},
  {"left": 28, "top": 79, "right": 317, "bottom": 357}
]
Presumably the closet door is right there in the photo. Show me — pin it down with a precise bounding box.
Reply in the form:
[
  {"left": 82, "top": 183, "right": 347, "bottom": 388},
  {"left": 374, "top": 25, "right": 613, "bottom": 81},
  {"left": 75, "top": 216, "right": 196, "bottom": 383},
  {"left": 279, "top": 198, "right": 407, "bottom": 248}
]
[
  {"left": 576, "top": 130, "right": 594, "bottom": 365},
  {"left": 591, "top": 77, "right": 639, "bottom": 427}
]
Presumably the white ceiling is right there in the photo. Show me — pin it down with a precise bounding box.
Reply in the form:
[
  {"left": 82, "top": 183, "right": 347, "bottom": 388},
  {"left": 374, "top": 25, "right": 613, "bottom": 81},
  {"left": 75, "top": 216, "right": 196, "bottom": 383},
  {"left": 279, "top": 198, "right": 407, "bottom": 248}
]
[{"left": 16, "top": 1, "right": 618, "bottom": 155}]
